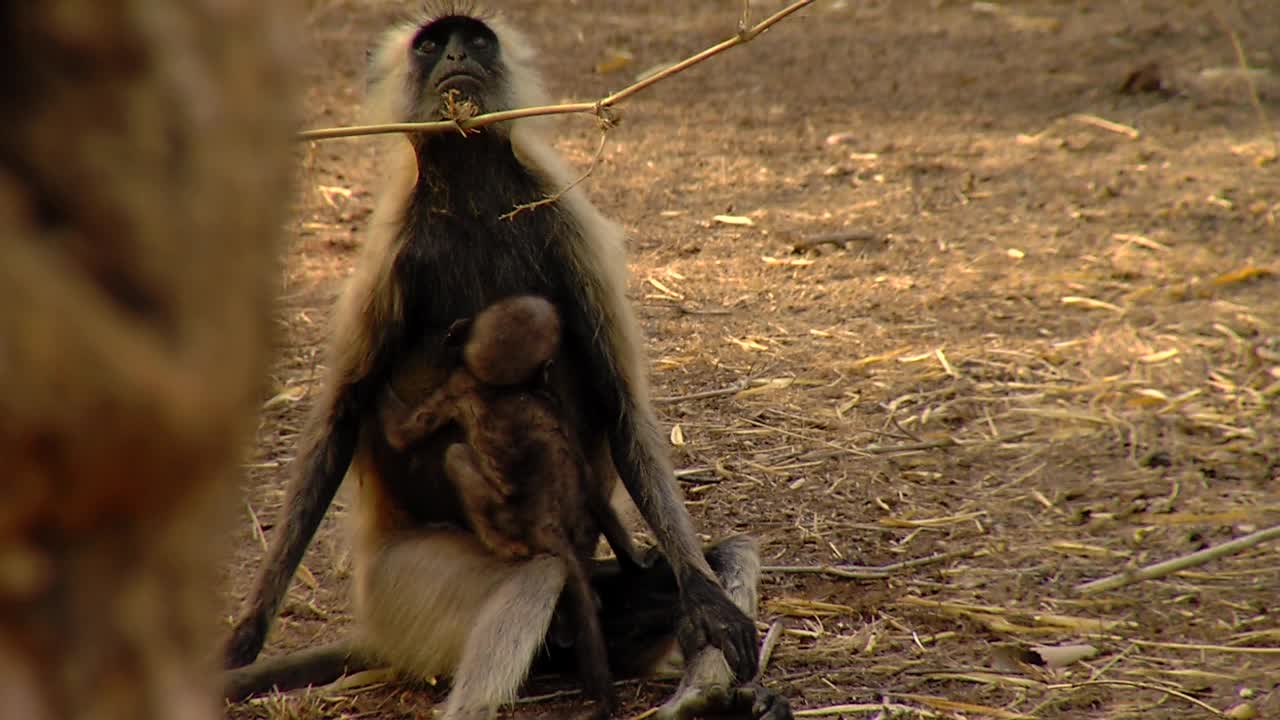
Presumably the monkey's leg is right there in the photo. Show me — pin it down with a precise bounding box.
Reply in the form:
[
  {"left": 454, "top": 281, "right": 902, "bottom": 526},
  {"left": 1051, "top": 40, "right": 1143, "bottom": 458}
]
[
  {"left": 358, "top": 529, "right": 567, "bottom": 720},
  {"left": 562, "top": 554, "right": 615, "bottom": 720},
  {"left": 589, "top": 485, "right": 646, "bottom": 573},
  {"left": 445, "top": 443, "right": 527, "bottom": 558}
]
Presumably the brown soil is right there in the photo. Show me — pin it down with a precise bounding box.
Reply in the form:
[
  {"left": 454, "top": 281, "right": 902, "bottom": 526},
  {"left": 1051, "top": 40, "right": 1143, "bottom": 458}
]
[{"left": 226, "top": 1, "right": 1279, "bottom": 718}]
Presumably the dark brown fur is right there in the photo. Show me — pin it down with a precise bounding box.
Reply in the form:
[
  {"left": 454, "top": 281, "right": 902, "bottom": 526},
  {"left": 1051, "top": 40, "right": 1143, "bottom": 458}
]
[
  {"left": 379, "top": 295, "right": 641, "bottom": 568},
  {"left": 459, "top": 294, "right": 562, "bottom": 387}
]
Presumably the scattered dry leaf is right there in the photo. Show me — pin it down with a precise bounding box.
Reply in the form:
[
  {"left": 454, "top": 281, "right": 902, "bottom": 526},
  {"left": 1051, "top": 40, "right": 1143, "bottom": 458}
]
[
  {"left": 295, "top": 563, "right": 318, "bottom": 590},
  {"left": 1138, "top": 349, "right": 1179, "bottom": 364},
  {"left": 762, "top": 255, "right": 815, "bottom": 267},
  {"left": 734, "top": 377, "right": 795, "bottom": 399},
  {"left": 594, "top": 48, "right": 633, "bottom": 74},
  {"left": 895, "top": 692, "right": 1036, "bottom": 719},
  {"left": 669, "top": 424, "right": 686, "bottom": 447},
  {"left": 263, "top": 385, "right": 307, "bottom": 409},
  {"left": 1061, "top": 296, "right": 1123, "bottom": 313},
  {"left": 991, "top": 644, "right": 1042, "bottom": 674},
  {"left": 1114, "top": 232, "right": 1170, "bottom": 252},
  {"left": 1226, "top": 702, "right": 1258, "bottom": 719},
  {"left": 1212, "top": 266, "right": 1274, "bottom": 287},
  {"left": 766, "top": 597, "right": 854, "bottom": 618},
  {"left": 1030, "top": 643, "right": 1099, "bottom": 668},
  {"left": 320, "top": 667, "right": 401, "bottom": 694},
  {"left": 971, "top": 2, "right": 1062, "bottom": 34},
  {"left": 726, "top": 336, "right": 769, "bottom": 351}
]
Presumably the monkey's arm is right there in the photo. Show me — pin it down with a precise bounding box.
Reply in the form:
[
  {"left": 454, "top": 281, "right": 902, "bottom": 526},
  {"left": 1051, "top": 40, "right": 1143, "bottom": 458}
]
[
  {"left": 586, "top": 474, "right": 647, "bottom": 573},
  {"left": 606, "top": 401, "right": 759, "bottom": 680},
  {"left": 566, "top": 293, "right": 759, "bottom": 680},
  {"left": 224, "top": 388, "right": 362, "bottom": 668},
  {"left": 226, "top": 253, "right": 409, "bottom": 668},
  {"left": 379, "top": 382, "right": 456, "bottom": 450}
]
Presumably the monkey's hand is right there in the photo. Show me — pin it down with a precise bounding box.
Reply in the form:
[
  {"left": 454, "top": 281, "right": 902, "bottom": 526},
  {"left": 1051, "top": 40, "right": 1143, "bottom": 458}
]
[
  {"left": 223, "top": 612, "right": 270, "bottom": 669},
  {"left": 676, "top": 573, "right": 759, "bottom": 681}
]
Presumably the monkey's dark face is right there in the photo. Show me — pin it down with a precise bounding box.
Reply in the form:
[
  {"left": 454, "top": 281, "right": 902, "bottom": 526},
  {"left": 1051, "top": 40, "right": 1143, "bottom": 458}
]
[{"left": 410, "top": 16, "right": 503, "bottom": 117}]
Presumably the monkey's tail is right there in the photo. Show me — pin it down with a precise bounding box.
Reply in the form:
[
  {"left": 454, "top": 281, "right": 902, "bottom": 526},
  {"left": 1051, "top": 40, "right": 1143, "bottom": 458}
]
[{"left": 562, "top": 550, "right": 615, "bottom": 717}]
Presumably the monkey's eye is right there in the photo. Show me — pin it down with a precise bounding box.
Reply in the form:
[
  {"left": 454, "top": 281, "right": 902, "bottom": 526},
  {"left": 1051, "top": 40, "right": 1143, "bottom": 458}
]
[
  {"left": 467, "top": 35, "right": 490, "bottom": 50},
  {"left": 413, "top": 34, "right": 441, "bottom": 55}
]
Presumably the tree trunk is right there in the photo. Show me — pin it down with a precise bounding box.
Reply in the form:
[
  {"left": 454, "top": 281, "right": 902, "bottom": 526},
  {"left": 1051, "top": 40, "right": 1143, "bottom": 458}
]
[{"left": 0, "top": 2, "right": 297, "bottom": 718}]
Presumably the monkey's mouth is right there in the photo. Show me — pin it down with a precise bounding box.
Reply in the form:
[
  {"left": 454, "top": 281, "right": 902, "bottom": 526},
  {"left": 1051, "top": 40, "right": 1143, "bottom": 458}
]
[{"left": 436, "top": 72, "right": 484, "bottom": 96}]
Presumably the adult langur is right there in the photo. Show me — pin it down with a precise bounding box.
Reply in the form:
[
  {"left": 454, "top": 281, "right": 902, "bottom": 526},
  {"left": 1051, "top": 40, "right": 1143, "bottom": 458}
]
[{"left": 223, "top": 5, "right": 790, "bottom": 719}]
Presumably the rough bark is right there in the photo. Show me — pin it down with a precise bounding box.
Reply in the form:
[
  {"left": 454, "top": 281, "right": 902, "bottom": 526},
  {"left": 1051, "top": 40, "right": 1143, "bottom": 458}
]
[{"left": 0, "top": 2, "right": 297, "bottom": 718}]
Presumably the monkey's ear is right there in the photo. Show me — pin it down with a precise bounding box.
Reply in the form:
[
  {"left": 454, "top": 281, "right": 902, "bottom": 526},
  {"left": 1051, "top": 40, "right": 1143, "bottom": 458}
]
[
  {"left": 539, "top": 358, "right": 555, "bottom": 388},
  {"left": 365, "top": 48, "right": 383, "bottom": 90},
  {"left": 444, "top": 317, "right": 473, "bottom": 346}
]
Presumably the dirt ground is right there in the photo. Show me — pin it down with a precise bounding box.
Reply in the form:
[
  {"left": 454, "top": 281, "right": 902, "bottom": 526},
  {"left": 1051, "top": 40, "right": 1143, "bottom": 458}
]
[{"left": 225, "top": 1, "right": 1280, "bottom": 718}]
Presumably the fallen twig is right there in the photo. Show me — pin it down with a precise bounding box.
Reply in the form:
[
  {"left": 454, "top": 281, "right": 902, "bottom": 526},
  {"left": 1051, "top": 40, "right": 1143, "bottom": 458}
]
[
  {"left": 1084, "top": 636, "right": 1280, "bottom": 655},
  {"left": 1075, "top": 524, "right": 1280, "bottom": 595},
  {"left": 1212, "top": 2, "right": 1277, "bottom": 154},
  {"left": 667, "top": 304, "right": 733, "bottom": 316},
  {"left": 791, "top": 230, "right": 878, "bottom": 254},
  {"left": 890, "top": 692, "right": 1035, "bottom": 719},
  {"left": 794, "top": 702, "right": 940, "bottom": 718},
  {"left": 1071, "top": 113, "right": 1140, "bottom": 139},
  {"left": 1045, "top": 680, "right": 1225, "bottom": 717},
  {"left": 764, "top": 564, "right": 887, "bottom": 580},
  {"left": 764, "top": 548, "right": 978, "bottom": 580},
  {"left": 755, "top": 620, "right": 784, "bottom": 680},
  {"left": 653, "top": 381, "right": 751, "bottom": 404},
  {"left": 799, "top": 430, "right": 1034, "bottom": 461},
  {"left": 878, "top": 548, "right": 981, "bottom": 571},
  {"left": 245, "top": 500, "right": 268, "bottom": 552}
]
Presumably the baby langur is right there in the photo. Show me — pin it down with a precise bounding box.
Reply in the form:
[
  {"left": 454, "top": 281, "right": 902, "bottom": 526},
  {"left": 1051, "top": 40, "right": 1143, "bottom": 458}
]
[
  {"left": 379, "top": 295, "right": 639, "bottom": 717},
  {"left": 379, "top": 295, "right": 642, "bottom": 570}
]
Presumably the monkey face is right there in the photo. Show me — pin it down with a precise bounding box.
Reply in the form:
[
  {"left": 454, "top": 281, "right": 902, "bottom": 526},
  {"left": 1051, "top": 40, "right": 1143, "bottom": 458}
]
[{"left": 409, "top": 16, "right": 504, "bottom": 118}]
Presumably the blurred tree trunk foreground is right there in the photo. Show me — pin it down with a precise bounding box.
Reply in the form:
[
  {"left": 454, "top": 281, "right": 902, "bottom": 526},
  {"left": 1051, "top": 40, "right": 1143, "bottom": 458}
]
[{"left": 0, "top": 2, "right": 297, "bottom": 718}]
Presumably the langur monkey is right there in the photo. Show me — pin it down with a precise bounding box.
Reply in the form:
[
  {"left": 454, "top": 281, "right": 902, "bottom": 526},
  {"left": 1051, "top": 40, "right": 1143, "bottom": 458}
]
[
  {"left": 379, "top": 294, "right": 639, "bottom": 717},
  {"left": 224, "top": 5, "right": 790, "bottom": 719},
  {"left": 380, "top": 294, "right": 643, "bottom": 572}
]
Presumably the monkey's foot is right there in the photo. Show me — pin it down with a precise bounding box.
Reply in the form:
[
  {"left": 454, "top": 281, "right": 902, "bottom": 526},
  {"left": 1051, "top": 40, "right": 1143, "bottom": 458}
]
[
  {"left": 653, "top": 682, "right": 792, "bottom": 720},
  {"left": 485, "top": 537, "right": 531, "bottom": 560}
]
